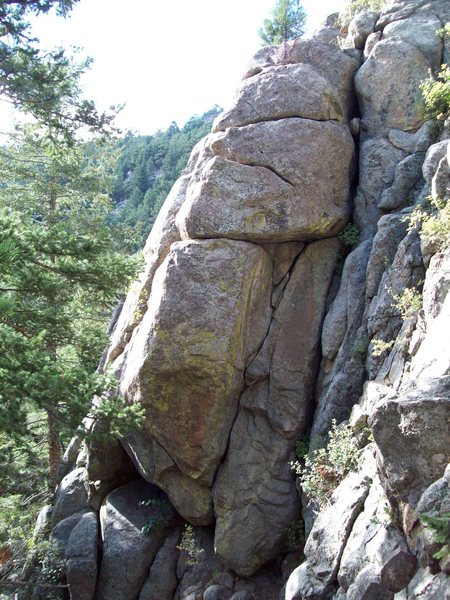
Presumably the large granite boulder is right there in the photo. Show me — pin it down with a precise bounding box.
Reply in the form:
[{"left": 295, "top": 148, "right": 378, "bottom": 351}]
[
  {"left": 120, "top": 238, "right": 272, "bottom": 523},
  {"left": 355, "top": 39, "right": 430, "bottom": 135},
  {"left": 177, "top": 119, "right": 354, "bottom": 242},
  {"left": 212, "top": 63, "right": 344, "bottom": 132}
]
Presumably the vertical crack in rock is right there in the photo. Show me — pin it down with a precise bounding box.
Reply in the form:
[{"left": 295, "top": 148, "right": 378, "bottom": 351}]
[{"left": 212, "top": 239, "right": 340, "bottom": 576}]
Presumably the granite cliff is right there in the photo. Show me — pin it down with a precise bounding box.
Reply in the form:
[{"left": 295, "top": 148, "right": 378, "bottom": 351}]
[{"left": 33, "top": 1, "right": 450, "bottom": 598}]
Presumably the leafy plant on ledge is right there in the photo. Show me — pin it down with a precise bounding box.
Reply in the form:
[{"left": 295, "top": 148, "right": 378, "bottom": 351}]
[
  {"left": 290, "top": 420, "right": 360, "bottom": 509},
  {"left": 177, "top": 524, "right": 204, "bottom": 566}
]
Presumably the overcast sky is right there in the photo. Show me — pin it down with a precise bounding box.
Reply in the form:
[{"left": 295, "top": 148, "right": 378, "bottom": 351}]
[{"left": 27, "top": 0, "right": 345, "bottom": 135}]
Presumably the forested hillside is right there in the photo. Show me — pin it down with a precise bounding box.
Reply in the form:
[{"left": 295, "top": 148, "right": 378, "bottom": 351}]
[{"left": 110, "top": 107, "right": 221, "bottom": 251}]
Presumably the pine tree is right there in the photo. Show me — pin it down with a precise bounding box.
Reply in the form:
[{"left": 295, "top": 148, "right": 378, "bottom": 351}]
[
  {"left": 0, "top": 0, "right": 116, "bottom": 143},
  {"left": 258, "top": 0, "right": 307, "bottom": 46},
  {"left": 0, "top": 126, "right": 139, "bottom": 488}
]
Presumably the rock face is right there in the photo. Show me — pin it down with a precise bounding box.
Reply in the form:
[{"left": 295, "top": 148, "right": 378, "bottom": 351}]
[{"left": 43, "top": 1, "right": 450, "bottom": 599}]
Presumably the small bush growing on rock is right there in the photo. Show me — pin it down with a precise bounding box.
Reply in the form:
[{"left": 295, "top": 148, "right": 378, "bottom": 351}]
[
  {"left": 391, "top": 287, "right": 423, "bottom": 320},
  {"left": 338, "top": 223, "right": 360, "bottom": 247},
  {"left": 290, "top": 420, "right": 360, "bottom": 509},
  {"left": 177, "top": 524, "right": 204, "bottom": 566},
  {"left": 141, "top": 516, "right": 162, "bottom": 536},
  {"left": 339, "top": 0, "right": 386, "bottom": 27},
  {"left": 421, "top": 65, "right": 450, "bottom": 121},
  {"left": 352, "top": 337, "right": 370, "bottom": 359},
  {"left": 418, "top": 512, "right": 450, "bottom": 559},
  {"left": 285, "top": 519, "right": 305, "bottom": 551},
  {"left": 409, "top": 197, "right": 450, "bottom": 252},
  {"left": 371, "top": 338, "right": 395, "bottom": 357}
]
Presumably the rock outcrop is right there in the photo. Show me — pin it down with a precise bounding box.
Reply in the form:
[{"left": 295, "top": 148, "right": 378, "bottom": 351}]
[{"left": 38, "top": 1, "right": 450, "bottom": 599}]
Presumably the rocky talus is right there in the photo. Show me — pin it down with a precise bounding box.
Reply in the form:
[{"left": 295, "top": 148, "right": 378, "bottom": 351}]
[{"left": 34, "top": 1, "right": 450, "bottom": 599}]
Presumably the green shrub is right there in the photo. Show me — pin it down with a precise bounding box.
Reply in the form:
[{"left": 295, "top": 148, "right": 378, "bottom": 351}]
[
  {"left": 371, "top": 338, "right": 395, "bottom": 357},
  {"left": 421, "top": 65, "right": 450, "bottom": 121},
  {"left": 352, "top": 337, "right": 370, "bottom": 359},
  {"left": 339, "top": 0, "right": 387, "bottom": 26},
  {"left": 285, "top": 519, "right": 305, "bottom": 551},
  {"left": 339, "top": 223, "right": 360, "bottom": 247},
  {"left": 141, "top": 516, "right": 162, "bottom": 536},
  {"left": 391, "top": 287, "right": 423, "bottom": 320},
  {"left": 418, "top": 512, "right": 450, "bottom": 560},
  {"left": 290, "top": 420, "right": 360, "bottom": 509},
  {"left": 177, "top": 524, "right": 204, "bottom": 566},
  {"left": 409, "top": 197, "right": 450, "bottom": 252}
]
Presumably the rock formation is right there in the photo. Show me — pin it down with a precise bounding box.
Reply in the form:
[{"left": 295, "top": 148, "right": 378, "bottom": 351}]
[{"left": 35, "top": 1, "right": 450, "bottom": 599}]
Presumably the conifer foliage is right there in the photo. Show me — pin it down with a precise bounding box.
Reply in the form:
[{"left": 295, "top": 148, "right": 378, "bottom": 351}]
[
  {"left": 0, "top": 126, "right": 139, "bottom": 488},
  {"left": 0, "top": 4, "right": 139, "bottom": 575},
  {"left": 259, "top": 0, "right": 307, "bottom": 46}
]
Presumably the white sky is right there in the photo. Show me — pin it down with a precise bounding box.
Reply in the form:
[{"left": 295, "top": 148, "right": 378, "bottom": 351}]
[{"left": 26, "top": 0, "right": 345, "bottom": 135}]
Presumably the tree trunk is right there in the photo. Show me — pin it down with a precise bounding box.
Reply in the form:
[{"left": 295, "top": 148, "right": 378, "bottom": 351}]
[{"left": 47, "top": 407, "right": 60, "bottom": 491}]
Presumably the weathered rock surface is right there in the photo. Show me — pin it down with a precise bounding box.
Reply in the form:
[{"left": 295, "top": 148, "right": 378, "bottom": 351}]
[
  {"left": 312, "top": 241, "right": 372, "bottom": 439},
  {"left": 96, "top": 479, "right": 175, "bottom": 600},
  {"left": 347, "top": 11, "right": 379, "bottom": 50},
  {"left": 355, "top": 39, "right": 430, "bottom": 135},
  {"left": 65, "top": 510, "right": 98, "bottom": 600},
  {"left": 213, "top": 239, "right": 339, "bottom": 576},
  {"left": 177, "top": 119, "right": 354, "bottom": 242},
  {"left": 139, "top": 530, "right": 180, "bottom": 600},
  {"left": 213, "top": 63, "right": 344, "bottom": 131},
  {"left": 52, "top": 467, "right": 89, "bottom": 527},
  {"left": 38, "top": 2, "right": 450, "bottom": 599},
  {"left": 382, "top": 14, "right": 443, "bottom": 71},
  {"left": 120, "top": 238, "right": 272, "bottom": 523},
  {"left": 369, "top": 378, "right": 450, "bottom": 507}
]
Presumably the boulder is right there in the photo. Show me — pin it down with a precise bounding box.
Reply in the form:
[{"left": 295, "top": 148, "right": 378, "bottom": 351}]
[
  {"left": 364, "top": 31, "right": 381, "bottom": 58},
  {"left": 213, "top": 409, "right": 300, "bottom": 577},
  {"left": 347, "top": 11, "right": 379, "bottom": 50},
  {"left": 312, "top": 242, "right": 372, "bottom": 440},
  {"left": 274, "top": 38, "right": 360, "bottom": 119},
  {"left": 52, "top": 468, "right": 89, "bottom": 527},
  {"left": 245, "top": 238, "right": 340, "bottom": 436},
  {"left": 213, "top": 63, "right": 344, "bottom": 132},
  {"left": 212, "top": 239, "right": 339, "bottom": 576},
  {"left": 408, "top": 248, "right": 450, "bottom": 380},
  {"left": 302, "top": 450, "right": 375, "bottom": 586},
  {"left": 337, "top": 464, "right": 418, "bottom": 593},
  {"left": 388, "top": 121, "right": 440, "bottom": 154},
  {"left": 378, "top": 152, "right": 425, "bottom": 211},
  {"left": 355, "top": 39, "right": 430, "bottom": 135},
  {"left": 138, "top": 530, "right": 180, "bottom": 600},
  {"left": 369, "top": 378, "right": 450, "bottom": 507},
  {"left": 365, "top": 215, "right": 408, "bottom": 300},
  {"left": 376, "top": 1, "right": 428, "bottom": 30},
  {"left": 394, "top": 567, "right": 450, "bottom": 599},
  {"left": 366, "top": 228, "right": 424, "bottom": 379},
  {"left": 285, "top": 562, "right": 326, "bottom": 600},
  {"left": 122, "top": 431, "right": 213, "bottom": 525},
  {"left": 346, "top": 569, "right": 394, "bottom": 600},
  {"left": 422, "top": 141, "right": 449, "bottom": 186},
  {"left": 65, "top": 511, "right": 98, "bottom": 600},
  {"left": 96, "top": 479, "right": 175, "bottom": 600},
  {"left": 177, "top": 119, "right": 353, "bottom": 242},
  {"left": 382, "top": 14, "right": 443, "bottom": 71},
  {"left": 105, "top": 174, "right": 188, "bottom": 365},
  {"left": 174, "top": 527, "right": 224, "bottom": 600},
  {"left": 353, "top": 137, "right": 405, "bottom": 238},
  {"left": 120, "top": 239, "right": 272, "bottom": 523}
]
